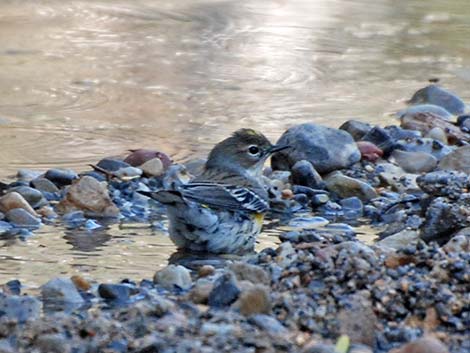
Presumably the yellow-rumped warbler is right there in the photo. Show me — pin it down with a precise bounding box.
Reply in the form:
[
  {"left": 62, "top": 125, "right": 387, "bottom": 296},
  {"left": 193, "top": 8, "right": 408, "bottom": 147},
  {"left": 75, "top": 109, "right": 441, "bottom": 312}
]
[{"left": 150, "top": 129, "right": 289, "bottom": 254}]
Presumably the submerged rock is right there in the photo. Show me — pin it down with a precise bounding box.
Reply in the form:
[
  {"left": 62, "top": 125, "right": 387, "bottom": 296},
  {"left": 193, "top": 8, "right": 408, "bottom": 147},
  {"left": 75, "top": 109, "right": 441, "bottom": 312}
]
[
  {"left": 407, "top": 84, "right": 466, "bottom": 115},
  {"left": 272, "top": 123, "right": 361, "bottom": 174}
]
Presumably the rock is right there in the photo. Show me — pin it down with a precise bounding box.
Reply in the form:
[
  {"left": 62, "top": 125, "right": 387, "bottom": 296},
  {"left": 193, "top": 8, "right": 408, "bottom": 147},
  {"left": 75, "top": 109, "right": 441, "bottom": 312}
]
[
  {"left": 397, "top": 104, "right": 454, "bottom": 121},
  {"left": 281, "top": 189, "right": 294, "bottom": 199},
  {"left": 425, "top": 127, "right": 448, "bottom": 144},
  {"left": 249, "top": 314, "right": 288, "bottom": 335},
  {"left": 376, "top": 230, "right": 420, "bottom": 250},
  {"left": 41, "top": 278, "right": 85, "bottom": 305},
  {"left": 70, "top": 275, "right": 91, "bottom": 291},
  {"left": 98, "top": 283, "right": 135, "bottom": 301},
  {"left": 395, "top": 138, "right": 452, "bottom": 161},
  {"left": 291, "top": 160, "right": 324, "bottom": 189},
  {"left": 340, "top": 197, "right": 363, "bottom": 219},
  {"left": 31, "top": 177, "right": 60, "bottom": 193},
  {"left": 0, "top": 192, "right": 37, "bottom": 216},
  {"left": 438, "top": 145, "right": 470, "bottom": 173},
  {"left": 35, "top": 334, "right": 70, "bottom": 353},
  {"left": 96, "top": 158, "right": 131, "bottom": 172},
  {"left": 234, "top": 284, "right": 271, "bottom": 316},
  {"left": 389, "top": 336, "right": 449, "bottom": 353},
  {"left": 361, "top": 126, "right": 395, "bottom": 156},
  {"left": 407, "top": 84, "right": 466, "bottom": 115},
  {"left": 8, "top": 186, "right": 44, "bottom": 208},
  {"left": 44, "top": 168, "right": 78, "bottom": 187},
  {"left": 302, "top": 343, "right": 337, "bottom": 353},
  {"left": 153, "top": 265, "right": 192, "bottom": 290},
  {"left": 16, "top": 169, "right": 42, "bottom": 181},
  {"left": 324, "top": 172, "right": 378, "bottom": 201},
  {"left": 113, "top": 166, "right": 143, "bottom": 180},
  {"left": 288, "top": 216, "right": 329, "bottom": 229},
  {"left": 140, "top": 158, "right": 164, "bottom": 177},
  {"left": 0, "top": 221, "right": 13, "bottom": 234},
  {"left": 357, "top": 141, "right": 383, "bottom": 162},
  {"left": 36, "top": 206, "right": 58, "bottom": 219},
  {"left": 271, "top": 123, "right": 361, "bottom": 174},
  {"left": 197, "top": 265, "right": 215, "bottom": 278},
  {"left": 5, "top": 208, "right": 41, "bottom": 227},
  {"left": 188, "top": 279, "right": 213, "bottom": 304},
  {"left": 390, "top": 150, "right": 437, "bottom": 173},
  {"left": 339, "top": 120, "right": 372, "bottom": 141},
  {"left": 208, "top": 273, "right": 240, "bottom": 308},
  {"left": 57, "top": 176, "right": 120, "bottom": 218},
  {"left": 124, "top": 149, "right": 172, "bottom": 169},
  {"left": 384, "top": 125, "right": 422, "bottom": 140},
  {"left": 443, "top": 234, "right": 469, "bottom": 253},
  {"left": 377, "top": 163, "right": 420, "bottom": 193},
  {"left": 228, "top": 262, "right": 270, "bottom": 286},
  {"left": 0, "top": 295, "right": 41, "bottom": 322},
  {"left": 338, "top": 295, "right": 377, "bottom": 346},
  {"left": 275, "top": 241, "right": 297, "bottom": 267}
]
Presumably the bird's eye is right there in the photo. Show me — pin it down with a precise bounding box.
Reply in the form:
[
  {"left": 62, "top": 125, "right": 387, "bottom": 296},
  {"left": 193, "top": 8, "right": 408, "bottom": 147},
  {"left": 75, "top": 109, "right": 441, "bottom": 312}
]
[{"left": 248, "top": 145, "right": 260, "bottom": 155}]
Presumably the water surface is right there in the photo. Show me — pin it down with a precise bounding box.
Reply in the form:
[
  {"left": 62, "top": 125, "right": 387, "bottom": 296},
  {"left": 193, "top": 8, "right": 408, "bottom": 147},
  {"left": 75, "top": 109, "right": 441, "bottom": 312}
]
[{"left": 1, "top": 0, "right": 469, "bottom": 286}]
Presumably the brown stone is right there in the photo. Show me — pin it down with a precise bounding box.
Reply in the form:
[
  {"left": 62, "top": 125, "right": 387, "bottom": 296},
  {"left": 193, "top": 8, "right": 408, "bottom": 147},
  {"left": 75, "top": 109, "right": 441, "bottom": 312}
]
[{"left": 0, "top": 192, "right": 37, "bottom": 216}]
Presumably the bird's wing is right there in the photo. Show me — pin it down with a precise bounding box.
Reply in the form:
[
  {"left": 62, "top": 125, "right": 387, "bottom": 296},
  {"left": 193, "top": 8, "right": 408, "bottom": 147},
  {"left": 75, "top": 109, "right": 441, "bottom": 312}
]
[{"left": 177, "top": 182, "right": 269, "bottom": 213}]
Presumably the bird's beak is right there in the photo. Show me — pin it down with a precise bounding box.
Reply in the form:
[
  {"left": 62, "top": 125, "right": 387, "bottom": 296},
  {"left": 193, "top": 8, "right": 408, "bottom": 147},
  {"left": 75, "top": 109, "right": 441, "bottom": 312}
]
[{"left": 268, "top": 144, "right": 290, "bottom": 154}]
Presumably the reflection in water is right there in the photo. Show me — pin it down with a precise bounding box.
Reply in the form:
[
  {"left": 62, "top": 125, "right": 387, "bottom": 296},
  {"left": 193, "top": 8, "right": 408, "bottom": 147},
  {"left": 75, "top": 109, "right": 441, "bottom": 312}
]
[{"left": 0, "top": 0, "right": 469, "bottom": 285}]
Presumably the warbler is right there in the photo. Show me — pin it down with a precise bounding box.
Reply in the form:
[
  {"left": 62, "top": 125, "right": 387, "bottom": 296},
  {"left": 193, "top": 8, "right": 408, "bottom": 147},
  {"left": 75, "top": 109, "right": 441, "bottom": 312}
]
[{"left": 149, "top": 128, "right": 289, "bottom": 254}]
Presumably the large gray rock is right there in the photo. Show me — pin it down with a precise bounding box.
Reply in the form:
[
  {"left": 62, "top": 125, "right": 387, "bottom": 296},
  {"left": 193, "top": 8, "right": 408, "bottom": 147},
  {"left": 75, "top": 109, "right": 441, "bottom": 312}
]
[
  {"left": 407, "top": 84, "right": 466, "bottom": 115},
  {"left": 271, "top": 123, "right": 361, "bottom": 174},
  {"left": 438, "top": 145, "right": 470, "bottom": 174},
  {"left": 41, "top": 278, "right": 85, "bottom": 306}
]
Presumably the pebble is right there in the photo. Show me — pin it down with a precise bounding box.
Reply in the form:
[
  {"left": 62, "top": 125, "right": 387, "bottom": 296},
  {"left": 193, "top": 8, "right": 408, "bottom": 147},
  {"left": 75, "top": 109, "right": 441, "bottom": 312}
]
[
  {"left": 0, "top": 220, "right": 13, "bottom": 234},
  {"left": 357, "top": 141, "right": 383, "bottom": 162},
  {"left": 438, "top": 145, "right": 470, "bottom": 173},
  {"left": 41, "top": 277, "right": 85, "bottom": 306},
  {"left": 361, "top": 126, "right": 395, "bottom": 156},
  {"left": 407, "top": 84, "right": 466, "bottom": 116},
  {"left": 5, "top": 208, "right": 41, "bottom": 227},
  {"left": 113, "top": 166, "right": 143, "bottom": 180},
  {"left": 340, "top": 197, "right": 364, "bottom": 219},
  {"left": 153, "top": 264, "right": 192, "bottom": 290},
  {"left": 16, "top": 169, "right": 42, "bottom": 181},
  {"left": 425, "top": 127, "right": 448, "bottom": 144},
  {"left": 376, "top": 230, "right": 420, "bottom": 250},
  {"left": 0, "top": 295, "right": 41, "bottom": 323},
  {"left": 339, "top": 120, "right": 372, "bottom": 141},
  {"left": 324, "top": 171, "right": 378, "bottom": 201},
  {"left": 8, "top": 186, "right": 44, "bottom": 208},
  {"left": 197, "top": 265, "right": 215, "bottom": 278},
  {"left": 57, "top": 176, "right": 120, "bottom": 217},
  {"left": 229, "top": 262, "right": 270, "bottom": 286},
  {"left": 208, "top": 273, "right": 240, "bottom": 308},
  {"left": 96, "top": 158, "right": 131, "bottom": 172},
  {"left": 140, "top": 157, "right": 164, "bottom": 177},
  {"left": 70, "top": 275, "right": 91, "bottom": 291},
  {"left": 291, "top": 160, "right": 324, "bottom": 189},
  {"left": 235, "top": 284, "right": 271, "bottom": 316},
  {"left": 98, "top": 283, "right": 135, "bottom": 301},
  {"left": 390, "top": 150, "right": 437, "bottom": 173},
  {"left": 31, "top": 177, "right": 60, "bottom": 193},
  {"left": 44, "top": 168, "right": 78, "bottom": 187},
  {"left": 288, "top": 216, "right": 329, "bottom": 229},
  {"left": 0, "top": 191, "right": 37, "bottom": 216}
]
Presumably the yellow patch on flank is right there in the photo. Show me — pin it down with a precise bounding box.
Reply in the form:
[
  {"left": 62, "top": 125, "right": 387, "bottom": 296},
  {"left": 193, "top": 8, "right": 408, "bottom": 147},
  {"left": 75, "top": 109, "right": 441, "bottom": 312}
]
[{"left": 253, "top": 213, "right": 264, "bottom": 226}]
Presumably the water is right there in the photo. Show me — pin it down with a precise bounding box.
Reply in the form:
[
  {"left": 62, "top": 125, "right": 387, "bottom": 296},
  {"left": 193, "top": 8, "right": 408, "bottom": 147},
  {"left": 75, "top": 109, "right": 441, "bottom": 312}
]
[{"left": 1, "top": 0, "right": 469, "bottom": 286}]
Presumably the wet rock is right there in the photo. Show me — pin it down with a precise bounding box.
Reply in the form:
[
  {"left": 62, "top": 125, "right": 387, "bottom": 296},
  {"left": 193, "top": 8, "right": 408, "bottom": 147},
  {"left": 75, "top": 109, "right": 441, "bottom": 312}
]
[
  {"left": 36, "top": 206, "right": 57, "bottom": 219},
  {"left": 416, "top": 170, "right": 469, "bottom": 196},
  {"left": 377, "top": 163, "right": 420, "bottom": 193},
  {"left": 0, "top": 192, "right": 37, "bottom": 216},
  {"left": 390, "top": 150, "right": 437, "bottom": 173},
  {"left": 324, "top": 171, "right": 378, "bottom": 201},
  {"left": 361, "top": 126, "right": 395, "bottom": 156},
  {"left": 41, "top": 278, "right": 85, "bottom": 306},
  {"left": 0, "top": 295, "right": 41, "bottom": 322},
  {"left": 153, "top": 264, "right": 192, "bottom": 290},
  {"left": 288, "top": 216, "right": 329, "bottom": 229},
  {"left": 395, "top": 138, "right": 452, "bottom": 161},
  {"left": 228, "top": 262, "right": 270, "bottom": 286},
  {"left": 5, "top": 208, "right": 41, "bottom": 227},
  {"left": 8, "top": 186, "right": 44, "bottom": 208},
  {"left": 438, "top": 145, "right": 470, "bottom": 173},
  {"left": 4, "top": 279, "right": 21, "bottom": 295},
  {"left": 339, "top": 120, "right": 372, "bottom": 141},
  {"left": 291, "top": 160, "right": 324, "bottom": 189},
  {"left": 140, "top": 158, "right": 164, "bottom": 177},
  {"left": 70, "top": 275, "right": 91, "bottom": 291},
  {"left": 407, "top": 84, "right": 466, "bottom": 115},
  {"left": 98, "top": 283, "right": 136, "bottom": 301},
  {"left": 389, "top": 336, "right": 450, "bottom": 353},
  {"left": 357, "top": 141, "right": 383, "bottom": 162},
  {"left": 0, "top": 221, "right": 13, "bottom": 234},
  {"left": 271, "top": 123, "right": 361, "bottom": 174},
  {"left": 16, "top": 169, "right": 42, "bottom": 182},
  {"left": 113, "top": 166, "right": 143, "bottom": 180},
  {"left": 340, "top": 197, "right": 363, "bottom": 219},
  {"left": 234, "top": 284, "right": 271, "bottom": 316},
  {"left": 425, "top": 127, "right": 448, "bottom": 144},
  {"left": 44, "top": 168, "right": 78, "bottom": 187},
  {"left": 397, "top": 104, "right": 454, "bottom": 121},
  {"left": 443, "top": 234, "right": 470, "bottom": 253},
  {"left": 197, "top": 265, "right": 215, "bottom": 278},
  {"left": 96, "top": 158, "right": 131, "bottom": 172},
  {"left": 57, "top": 176, "right": 120, "bottom": 218},
  {"left": 124, "top": 149, "right": 172, "bottom": 169},
  {"left": 208, "top": 272, "right": 240, "bottom": 308},
  {"left": 376, "top": 230, "right": 420, "bottom": 250},
  {"left": 31, "top": 177, "right": 60, "bottom": 193},
  {"left": 188, "top": 279, "right": 213, "bottom": 304},
  {"left": 384, "top": 125, "right": 422, "bottom": 140}
]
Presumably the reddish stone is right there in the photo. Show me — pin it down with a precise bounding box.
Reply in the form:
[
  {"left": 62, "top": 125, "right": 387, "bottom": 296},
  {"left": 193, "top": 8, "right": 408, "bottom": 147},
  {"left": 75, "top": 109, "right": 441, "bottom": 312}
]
[{"left": 357, "top": 141, "right": 383, "bottom": 162}]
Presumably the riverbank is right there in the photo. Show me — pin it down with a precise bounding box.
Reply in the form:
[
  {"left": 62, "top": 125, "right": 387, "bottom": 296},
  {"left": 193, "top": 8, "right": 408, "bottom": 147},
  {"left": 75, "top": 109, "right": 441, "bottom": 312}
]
[{"left": 0, "top": 84, "right": 469, "bottom": 352}]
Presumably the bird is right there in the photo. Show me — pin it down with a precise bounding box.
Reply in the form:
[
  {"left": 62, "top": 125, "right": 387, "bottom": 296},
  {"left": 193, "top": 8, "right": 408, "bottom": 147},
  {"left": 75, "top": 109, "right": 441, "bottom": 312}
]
[{"left": 146, "top": 128, "right": 289, "bottom": 254}]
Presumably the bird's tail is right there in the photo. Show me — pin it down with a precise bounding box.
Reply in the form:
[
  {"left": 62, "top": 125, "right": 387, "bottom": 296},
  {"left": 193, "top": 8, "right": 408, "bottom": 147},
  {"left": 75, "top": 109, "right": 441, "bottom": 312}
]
[{"left": 138, "top": 190, "right": 185, "bottom": 205}]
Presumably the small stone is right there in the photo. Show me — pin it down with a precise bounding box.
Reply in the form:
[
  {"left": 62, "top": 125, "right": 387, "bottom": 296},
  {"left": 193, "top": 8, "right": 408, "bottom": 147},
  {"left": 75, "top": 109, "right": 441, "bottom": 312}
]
[
  {"left": 16, "top": 169, "right": 42, "bottom": 181},
  {"left": 312, "top": 193, "right": 330, "bottom": 206},
  {"left": 425, "top": 127, "right": 448, "bottom": 144},
  {"left": 5, "top": 208, "right": 41, "bottom": 227},
  {"left": 229, "top": 262, "right": 270, "bottom": 286},
  {"left": 208, "top": 273, "right": 240, "bottom": 308},
  {"left": 324, "top": 171, "right": 378, "bottom": 201},
  {"left": 407, "top": 84, "right": 466, "bottom": 115},
  {"left": 41, "top": 278, "right": 85, "bottom": 305},
  {"left": 235, "top": 284, "right": 271, "bottom": 316},
  {"left": 249, "top": 314, "right": 288, "bottom": 334},
  {"left": 36, "top": 206, "right": 58, "bottom": 219},
  {"left": 340, "top": 197, "right": 364, "bottom": 218},
  {"left": 390, "top": 150, "right": 437, "bottom": 173},
  {"left": 0, "top": 192, "right": 37, "bottom": 216},
  {"left": 113, "top": 166, "right": 143, "bottom": 180},
  {"left": 443, "top": 234, "right": 470, "bottom": 253},
  {"left": 153, "top": 264, "right": 192, "bottom": 290},
  {"left": 188, "top": 279, "right": 213, "bottom": 304},
  {"left": 31, "top": 177, "right": 60, "bottom": 193},
  {"left": 124, "top": 149, "right": 172, "bottom": 169},
  {"left": 71, "top": 275, "right": 91, "bottom": 291},
  {"left": 98, "top": 283, "right": 135, "bottom": 301},
  {"left": 376, "top": 230, "right": 420, "bottom": 250},
  {"left": 57, "top": 176, "right": 120, "bottom": 218},
  {"left": 0, "top": 295, "right": 41, "bottom": 323},
  {"left": 8, "top": 186, "right": 43, "bottom": 208},
  {"left": 281, "top": 189, "right": 294, "bottom": 199},
  {"left": 339, "top": 120, "right": 372, "bottom": 141},
  {"left": 361, "top": 126, "right": 395, "bottom": 156},
  {"left": 291, "top": 160, "right": 324, "bottom": 189},
  {"left": 389, "top": 336, "right": 449, "bottom": 353},
  {"left": 44, "top": 168, "right": 78, "bottom": 187},
  {"left": 357, "top": 141, "right": 383, "bottom": 162},
  {"left": 198, "top": 265, "right": 215, "bottom": 278},
  {"left": 438, "top": 145, "right": 470, "bottom": 174},
  {"left": 96, "top": 158, "right": 131, "bottom": 172},
  {"left": 140, "top": 158, "right": 164, "bottom": 177}
]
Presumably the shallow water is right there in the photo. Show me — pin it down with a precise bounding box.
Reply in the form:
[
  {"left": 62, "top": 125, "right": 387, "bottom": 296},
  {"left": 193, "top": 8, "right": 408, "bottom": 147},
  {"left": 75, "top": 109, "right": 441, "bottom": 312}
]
[{"left": 1, "top": 0, "right": 469, "bottom": 286}]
